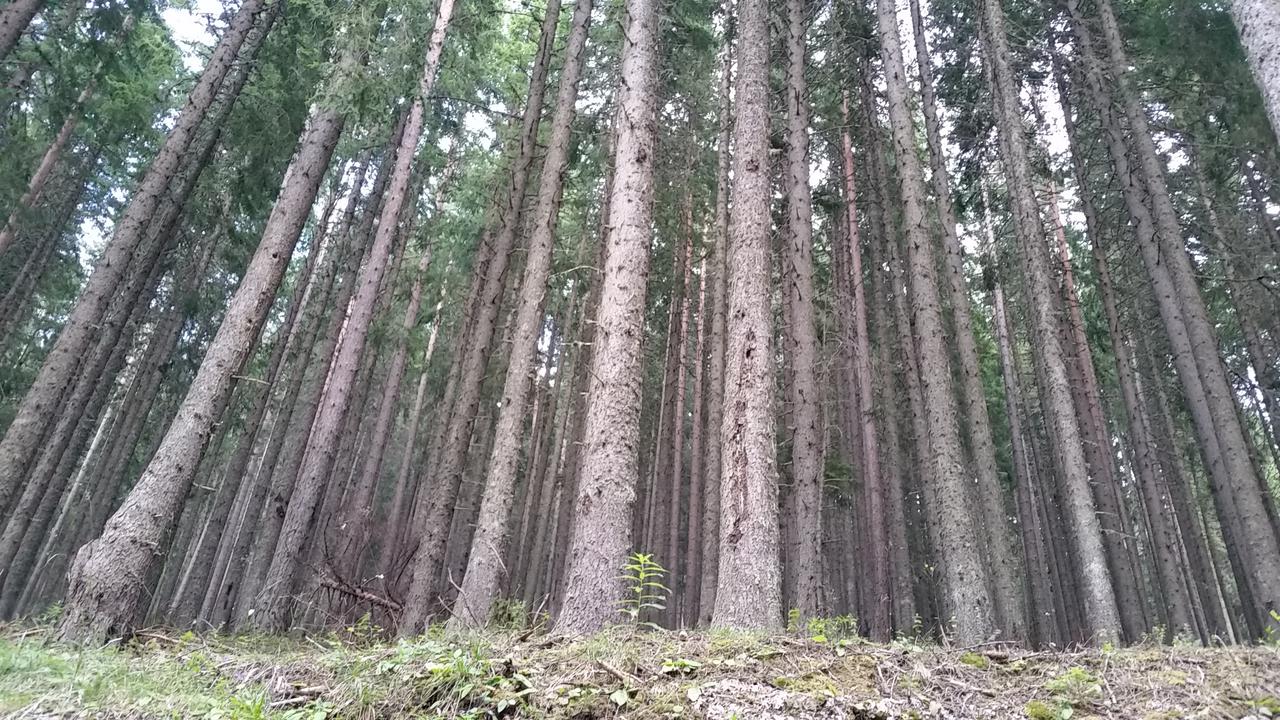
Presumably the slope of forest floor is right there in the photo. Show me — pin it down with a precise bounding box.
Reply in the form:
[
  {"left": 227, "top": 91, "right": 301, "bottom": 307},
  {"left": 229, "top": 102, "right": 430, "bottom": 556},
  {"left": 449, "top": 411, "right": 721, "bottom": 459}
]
[{"left": 1, "top": 622, "right": 1277, "bottom": 719}]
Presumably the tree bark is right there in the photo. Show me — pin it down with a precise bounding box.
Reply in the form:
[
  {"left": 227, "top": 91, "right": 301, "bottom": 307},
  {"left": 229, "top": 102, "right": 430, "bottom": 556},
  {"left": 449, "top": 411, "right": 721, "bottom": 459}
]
[
  {"left": 449, "top": 0, "right": 593, "bottom": 629},
  {"left": 696, "top": 57, "right": 730, "bottom": 628},
  {"left": 710, "top": 0, "right": 782, "bottom": 631},
  {"left": 0, "top": 0, "right": 45, "bottom": 68},
  {"left": 1230, "top": 0, "right": 1280, "bottom": 139},
  {"left": 0, "top": 0, "right": 273, "bottom": 522},
  {"left": 552, "top": 0, "right": 659, "bottom": 635},
  {"left": 780, "top": 0, "right": 823, "bottom": 621},
  {"left": 980, "top": 0, "right": 1122, "bottom": 644}
]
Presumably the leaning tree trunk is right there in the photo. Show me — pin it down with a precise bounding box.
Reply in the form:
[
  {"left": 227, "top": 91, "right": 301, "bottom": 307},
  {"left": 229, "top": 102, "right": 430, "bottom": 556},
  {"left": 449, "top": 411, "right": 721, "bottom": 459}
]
[
  {"left": 0, "top": 0, "right": 272, "bottom": 521},
  {"left": 55, "top": 38, "right": 356, "bottom": 644},
  {"left": 980, "top": 0, "right": 1122, "bottom": 644},
  {"left": 0, "top": 0, "right": 46, "bottom": 68},
  {"left": 449, "top": 0, "right": 593, "bottom": 630},
  {"left": 1072, "top": 0, "right": 1280, "bottom": 638},
  {"left": 710, "top": 0, "right": 782, "bottom": 631},
  {"left": 399, "top": 0, "right": 556, "bottom": 634},
  {"left": 875, "top": 0, "right": 996, "bottom": 645},
  {"left": 253, "top": 0, "right": 456, "bottom": 632},
  {"left": 552, "top": 0, "right": 660, "bottom": 635}
]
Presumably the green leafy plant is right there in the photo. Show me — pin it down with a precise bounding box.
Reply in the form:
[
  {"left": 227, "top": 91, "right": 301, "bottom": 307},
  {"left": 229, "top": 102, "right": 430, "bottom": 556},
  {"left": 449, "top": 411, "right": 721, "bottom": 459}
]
[
  {"left": 1263, "top": 610, "right": 1280, "bottom": 646},
  {"left": 618, "top": 552, "right": 669, "bottom": 627},
  {"left": 1045, "top": 666, "right": 1102, "bottom": 708}
]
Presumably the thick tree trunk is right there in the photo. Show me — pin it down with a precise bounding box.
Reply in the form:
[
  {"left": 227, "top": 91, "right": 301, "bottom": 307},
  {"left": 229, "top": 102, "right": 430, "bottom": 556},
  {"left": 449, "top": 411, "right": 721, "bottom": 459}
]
[
  {"left": 55, "top": 42, "right": 353, "bottom": 643},
  {"left": 710, "top": 0, "right": 781, "bottom": 631},
  {"left": 907, "top": 0, "right": 1026, "bottom": 641},
  {"left": 0, "top": 0, "right": 45, "bottom": 68},
  {"left": 552, "top": 0, "right": 659, "bottom": 635},
  {"left": 1230, "top": 0, "right": 1280, "bottom": 138}
]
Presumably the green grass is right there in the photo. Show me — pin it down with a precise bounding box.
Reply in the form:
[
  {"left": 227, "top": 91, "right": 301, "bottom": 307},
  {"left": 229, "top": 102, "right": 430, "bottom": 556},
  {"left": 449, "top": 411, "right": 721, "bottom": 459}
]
[
  {"left": 1, "top": 624, "right": 1276, "bottom": 719},
  {"left": 0, "top": 633, "right": 286, "bottom": 718}
]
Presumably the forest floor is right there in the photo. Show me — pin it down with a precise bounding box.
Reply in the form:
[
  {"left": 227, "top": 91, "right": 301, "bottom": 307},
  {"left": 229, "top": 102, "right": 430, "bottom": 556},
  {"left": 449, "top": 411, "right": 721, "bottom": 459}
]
[{"left": 1, "top": 622, "right": 1277, "bottom": 719}]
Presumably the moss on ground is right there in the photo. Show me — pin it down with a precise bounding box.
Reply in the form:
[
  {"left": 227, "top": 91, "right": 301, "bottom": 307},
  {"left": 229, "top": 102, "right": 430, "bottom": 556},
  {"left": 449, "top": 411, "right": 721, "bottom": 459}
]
[{"left": 1, "top": 624, "right": 1276, "bottom": 718}]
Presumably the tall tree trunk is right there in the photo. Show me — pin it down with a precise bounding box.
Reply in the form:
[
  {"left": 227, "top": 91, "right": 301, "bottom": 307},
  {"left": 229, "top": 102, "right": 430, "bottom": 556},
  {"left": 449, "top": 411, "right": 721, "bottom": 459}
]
[
  {"left": 0, "top": 0, "right": 274, "bottom": 521},
  {"left": 330, "top": 160, "right": 456, "bottom": 586},
  {"left": 165, "top": 197, "right": 334, "bottom": 627},
  {"left": 552, "top": 0, "right": 659, "bottom": 635},
  {"left": 1051, "top": 54, "right": 1197, "bottom": 640},
  {"left": 253, "top": 1, "right": 456, "bottom": 632},
  {"left": 0, "top": 79, "right": 93, "bottom": 257},
  {"left": 375, "top": 294, "right": 446, "bottom": 582},
  {"left": 697, "top": 57, "right": 730, "bottom": 627},
  {"left": 907, "top": 0, "right": 1026, "bottom": 641},
  {"left": 664, "top": 219, "right": 691, "bottom": 622},
  {"left": 218, "top": 154, "right": 375, "bottom": 627},
  {"left": 837, "top": 91, "right": 890, "bottom": 640},
  {"left": 710, "top": 0, "right": 781, "bottom": 630},
  {"left": 980, "top": 0, "right": 1122, "bottom": 643},
  {"left": 55, "top": 33, "right": 357, "bottom": 643},
  {"left": 448, "top": 0, "right": 593, "bottom": 628},
  {"left": 876, "top": 0, "right": 996, "bottom": 645},
  {"left": 781, "top": 0, "right": 823, "bottom": 620},
  {"left": 1041, "top": 178, "right": 1148, "bottom": 639},
  {"left": 399, "top": 0, "right": 556, "bottom": 633}
]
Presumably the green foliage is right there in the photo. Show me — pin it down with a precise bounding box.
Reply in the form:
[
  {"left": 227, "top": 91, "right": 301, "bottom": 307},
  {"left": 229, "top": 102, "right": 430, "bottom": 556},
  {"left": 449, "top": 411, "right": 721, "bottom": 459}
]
[
  {"left": 959, "top": 651, "right": 990, "bottom": 670},
  {"left": 1044, "top": 666, "right": 1102, "bottom": 708},
  {"left": 1263, "top": 610, "right": 1280, "bottom": 646},
  {"left": 617, "top": 552, "right": 669, "bottom": 627}
]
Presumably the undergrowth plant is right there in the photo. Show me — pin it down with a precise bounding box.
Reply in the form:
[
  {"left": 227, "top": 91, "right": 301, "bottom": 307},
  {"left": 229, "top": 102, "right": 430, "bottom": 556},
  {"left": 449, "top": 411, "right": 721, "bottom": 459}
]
[{"left": 618, "top": 552, "right": 669, "bottom": 628}]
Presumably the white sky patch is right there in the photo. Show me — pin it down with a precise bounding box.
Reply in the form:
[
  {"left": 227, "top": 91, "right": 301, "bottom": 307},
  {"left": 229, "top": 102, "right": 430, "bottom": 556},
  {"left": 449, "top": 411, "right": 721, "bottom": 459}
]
[
  {"left": 77, "top": 1, "right": 219, "bottom": 273},
  {"left": 162, "top": 0, "right": 226, "bottom": 71}
]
